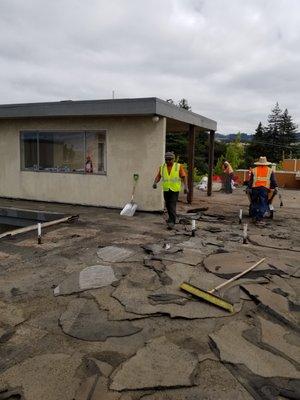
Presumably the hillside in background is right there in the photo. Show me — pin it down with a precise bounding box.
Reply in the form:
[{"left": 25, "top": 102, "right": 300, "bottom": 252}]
[
  {"left": 215, "top": 133, "right": 252, "bottom": 143},
  {"left": 216, "top": 132, "right": 299, "bottom": 144}
]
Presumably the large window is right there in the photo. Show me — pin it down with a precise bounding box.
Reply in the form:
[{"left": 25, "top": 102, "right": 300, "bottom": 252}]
[
  {"left": 20, "top": 132, "right": 38, "bottom": 170},
  {"left": 20, "top": 131, "right": 106, "bottom": 174}
]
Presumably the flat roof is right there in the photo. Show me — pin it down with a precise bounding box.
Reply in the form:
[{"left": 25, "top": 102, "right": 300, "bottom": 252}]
[{"left": 0, "top": 97, "right": 217, "bottom": 131}]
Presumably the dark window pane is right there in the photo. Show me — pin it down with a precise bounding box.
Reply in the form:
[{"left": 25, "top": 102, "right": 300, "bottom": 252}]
[
  {"left": 39, "top": 132, "right": 84, "bottom": 172},
  {"left": 20, "top": 132, "right": 38, "bottom": 170},
  {"left": 85, "top": 132, "right": 106, "bottom": 173}
]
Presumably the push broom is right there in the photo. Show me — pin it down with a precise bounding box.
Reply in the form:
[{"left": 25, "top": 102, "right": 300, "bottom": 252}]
[{"left": 180, "top": 258, "right": 266, "bottom": 313}]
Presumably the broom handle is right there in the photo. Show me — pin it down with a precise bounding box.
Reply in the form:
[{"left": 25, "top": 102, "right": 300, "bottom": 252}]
[
  {"left": 131, "top": 178, "right": 138, "bottom": 202},
  {"left": 209, "top": 258, "right": 266, "bottom": 294}
]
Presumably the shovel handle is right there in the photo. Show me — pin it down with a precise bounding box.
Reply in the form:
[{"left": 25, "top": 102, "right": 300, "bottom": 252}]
[{"left": 209, "top": 258, "right": 266, "bottom": 294}]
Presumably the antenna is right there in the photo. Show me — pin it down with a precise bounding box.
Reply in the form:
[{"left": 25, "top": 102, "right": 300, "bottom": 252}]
[{"left": 112, "top": 90, "right": 115, "bottom": 99}]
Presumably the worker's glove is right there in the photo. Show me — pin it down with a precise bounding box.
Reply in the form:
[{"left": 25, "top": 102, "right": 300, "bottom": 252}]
[
  {"left": 152, "top": 182, "right": 157, "bottom": 189},
  {"left": 184, "top": 186, "right": 189, "bottom": 194}
]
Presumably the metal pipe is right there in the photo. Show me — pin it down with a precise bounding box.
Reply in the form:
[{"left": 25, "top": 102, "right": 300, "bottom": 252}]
[{"left": 37, "top": 222, "right": 42, "bottom": 244}]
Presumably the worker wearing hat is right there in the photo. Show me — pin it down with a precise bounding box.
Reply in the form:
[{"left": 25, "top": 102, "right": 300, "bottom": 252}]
[
  {"left": 247, "top": 156, "right": 278, "bottom": 222},
  {"left": 222, "top": 160, "right": 234, "bottom": 193},
  {"left": 248, "top": 156, "right": 277, "bottom": 190},
  {"left": 153, "top": 152, "right": 188, "bottom": 229}
]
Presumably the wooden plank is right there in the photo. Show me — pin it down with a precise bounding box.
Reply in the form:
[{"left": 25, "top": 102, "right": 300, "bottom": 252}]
[{"left": 0, "top": 215, "right": 78, "bottom": 240}]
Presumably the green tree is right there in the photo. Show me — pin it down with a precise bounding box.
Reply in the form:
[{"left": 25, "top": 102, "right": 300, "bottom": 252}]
[
  {"left": 178, "top": 98, "right": 191, "bottom": 110},
  {"left": 245, "top": 122, "right": 266, "bottom": 165},
  {"left": 245, "top": 103, "right": 298, "bottom": 164},
  {"left": 224, "top": 133, "right": 244, "bottom": 170},
  {"left": 266, "top": 102, "right": 282, "bottom": 161},
  {"left": 279, "top": 109, "right": 298, "bottom": 158},
  {"left": 214, "top": 154, "right": 225, "bottom": 175}
]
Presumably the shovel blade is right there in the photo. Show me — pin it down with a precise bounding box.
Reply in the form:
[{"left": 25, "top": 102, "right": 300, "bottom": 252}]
[{"left": 120, "top": 202, "right": 137, "bottom": 217}]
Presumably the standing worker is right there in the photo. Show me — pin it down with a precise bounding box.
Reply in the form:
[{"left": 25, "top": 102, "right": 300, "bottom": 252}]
[
  {"left": 153, "top": 152, "right": 188, "bottom": 230},
  {"left": 222, "top": 161, "right": 234, "bottom": 193}
]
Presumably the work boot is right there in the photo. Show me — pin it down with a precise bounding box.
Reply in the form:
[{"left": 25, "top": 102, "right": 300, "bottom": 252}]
[{"left": 167, "top": 222, "right": 175, "bottom": 230}]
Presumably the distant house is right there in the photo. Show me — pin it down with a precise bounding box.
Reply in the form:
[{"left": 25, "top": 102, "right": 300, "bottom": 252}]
[{"left": 0, "top": 97, "right": 216, "bottom": 211}]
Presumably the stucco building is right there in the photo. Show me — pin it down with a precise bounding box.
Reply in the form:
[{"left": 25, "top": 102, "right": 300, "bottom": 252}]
[{"left": 0, "top": 97, "right": 217, "bottom": 211}]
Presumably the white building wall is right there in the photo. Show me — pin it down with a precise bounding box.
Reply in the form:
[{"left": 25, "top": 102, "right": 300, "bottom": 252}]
[{"left": 0, "top": 116, "right": 166, "bottom": 211}]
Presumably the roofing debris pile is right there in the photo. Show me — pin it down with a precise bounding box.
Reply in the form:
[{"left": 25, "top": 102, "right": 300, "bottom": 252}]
[{"left": 0, "top": 192, "right": 299, "bottom": 400}]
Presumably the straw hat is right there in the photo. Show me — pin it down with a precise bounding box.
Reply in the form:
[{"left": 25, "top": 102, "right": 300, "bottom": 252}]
[{"left": 254, "top": 156, "right": 271, "bottom": 165}]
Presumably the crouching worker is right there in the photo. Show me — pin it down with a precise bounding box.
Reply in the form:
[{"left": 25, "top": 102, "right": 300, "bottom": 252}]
[
  {"left": 247, "top": 156, "right": 278, "bottom": 223},
  {"left": 153, "top": 152, "right": 188, "bottom": 230}
]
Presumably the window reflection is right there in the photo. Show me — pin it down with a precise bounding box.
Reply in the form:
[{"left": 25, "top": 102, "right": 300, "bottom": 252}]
[{"left": 20, "top": 131, "right": 106, "bottom": 174}]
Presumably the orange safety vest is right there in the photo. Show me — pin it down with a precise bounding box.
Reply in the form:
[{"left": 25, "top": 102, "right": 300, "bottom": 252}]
[{"left": 252, "top": 166, "right": 272, "bottom": 188}]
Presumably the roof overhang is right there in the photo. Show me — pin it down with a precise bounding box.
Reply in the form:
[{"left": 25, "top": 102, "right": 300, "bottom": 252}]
[{"left": 0, "top": 97, "right": 217, "bottom": 131}]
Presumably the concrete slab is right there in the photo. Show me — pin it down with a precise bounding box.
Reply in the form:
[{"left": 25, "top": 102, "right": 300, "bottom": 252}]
[
  {"left": 0, "top": 353, "right": 82, "bottom": 400},
  {"left": 268, "top": 275, "right": 298, "bottom": 305},
  {"left": 141, "top": 359, "right": 254, "bottom": 400},
  {"left": 74, "top": 374, "right": 98, "bottom": 400},
  {"left": 0, "top": 301, "right": 26, "bottom": 326},
  {"left": 91, "top": 286, "right": 148, "bottom": 321},
  {"left": 14, "top": 227, "right": 98, "bottom": 249},
  {"left": 97, "top": 246, "right": 136, "bottom": 262},
  {"left": 159, "top": 248, "right": 205, "bottom": 266},
  {"left": 249, "top": 234, "right": 300, "bottom": 252},
  {"left": 91, "top": 376, "right": 121, "bottom": 400},
  {"left": 112, "top": 264, "right": 242, "bottom": 319},
  {"left": 203, "top": 252, "right": 270, "bottom": 277},
  {"left": 110, "top": 336, "right": 198, "bottom": 391},
  {"left": 60, "top": 298, "right": 141, "bottom": 341},
  {"left": 210, "top": 321, "right": 299, "bottom": 378},
  {"left": 0, "top": 326, "right": 14, "bottom": 343},
  {"left": 241, "top": 284, "right": 298, "bottom": 328},
  {"left": 258, "top": 316, "right": 300, "bottom": 363},
  {"left": 54, "top": 265, "right": 117, "bottom": 296},
  {"left": 267, "top": 258, "right": 300, "bottom": 277},
  {"left": 111, "top": 233, "right": 155, "bottom": 245}
]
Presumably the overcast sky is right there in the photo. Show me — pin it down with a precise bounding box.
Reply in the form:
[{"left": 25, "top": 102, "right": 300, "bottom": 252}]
[{"left": 0, "top": 0, "right": 299, "bottom": 133}]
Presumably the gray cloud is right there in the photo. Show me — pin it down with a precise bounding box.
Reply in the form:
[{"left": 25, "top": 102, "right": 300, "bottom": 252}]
[{"left": 0, "top": 0, "right": 299, "bottom": 133}]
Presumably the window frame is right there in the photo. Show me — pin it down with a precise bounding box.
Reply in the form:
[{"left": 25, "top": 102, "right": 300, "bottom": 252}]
[{"left": 20, "top": 129, "right": 107, "bottom": 175}]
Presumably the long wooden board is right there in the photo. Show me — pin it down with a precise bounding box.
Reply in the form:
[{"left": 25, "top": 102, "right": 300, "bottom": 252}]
[{"left": 0, "top": 215, "right": 78, "bottom": 240}]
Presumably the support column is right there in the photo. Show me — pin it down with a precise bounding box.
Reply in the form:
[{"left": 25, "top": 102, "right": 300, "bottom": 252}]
[
  {"left": 187, "top": 124, "right": 196, "bottom": 204},
  {"left": 207, "top": 130, "right": 215, "bottom": 197}
]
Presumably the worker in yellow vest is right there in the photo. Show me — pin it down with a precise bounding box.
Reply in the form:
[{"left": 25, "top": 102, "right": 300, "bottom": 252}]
[
  {"left": 153, "top": 152, "right": 188, "bottom": 229},
  {"left": 247, "top": 156, "right": 278, "bottom": 222}
]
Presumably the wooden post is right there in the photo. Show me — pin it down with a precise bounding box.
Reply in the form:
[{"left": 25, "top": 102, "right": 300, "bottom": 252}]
[
  {"left": 187, "top": 124, "right": 196, "bottom": 204},
  {"left": 207, "top": 130, "right": 215, "bottom": 197}
]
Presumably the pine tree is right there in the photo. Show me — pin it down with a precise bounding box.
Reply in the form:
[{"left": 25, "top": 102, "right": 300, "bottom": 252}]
[
  {"left": 245, "top": 103, "right": 299, "bottom": 164},
  {"left": 178, "top": 98, "right": 191, "bottom": 110},
  {"left": 279, "top": 109, "right": 298, "bottom": 158},
  {"left": 245, "top": 122, "right": 267, "bottom": 165},
  {"left": 266, "top": 102, "right": 282, "bottom": 162}
]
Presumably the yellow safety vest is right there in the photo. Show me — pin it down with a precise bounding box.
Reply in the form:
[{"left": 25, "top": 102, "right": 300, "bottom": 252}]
[
  {"left": 253, "top": 166, "right": 272, "bottom": 189},
  {"left": 160, "top": 162, "right": 181, "bottom": 192}
]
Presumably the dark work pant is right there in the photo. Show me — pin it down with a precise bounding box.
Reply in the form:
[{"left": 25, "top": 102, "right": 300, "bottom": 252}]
[
  {"left": 163, "top": 190, "right": 179, "bottom": 224},
  {"left": 224, "top": 173, "right": 233, "bottom": 193}
]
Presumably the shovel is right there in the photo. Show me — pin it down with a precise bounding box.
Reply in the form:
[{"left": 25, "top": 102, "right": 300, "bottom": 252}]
[{"left": 120, "top": 174, "right": 139, "bottom": 217}]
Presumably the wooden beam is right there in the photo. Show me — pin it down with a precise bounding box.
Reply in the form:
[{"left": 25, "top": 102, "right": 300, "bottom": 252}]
[
  {"left": 0, "top": 215, "right": 78, "bottom": 240},
  {"left": 207, "top": 130, "right": 215, "bottom": 196},
  {"left": 187, "top": 124, "right": 196, "bottom": 204}
]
